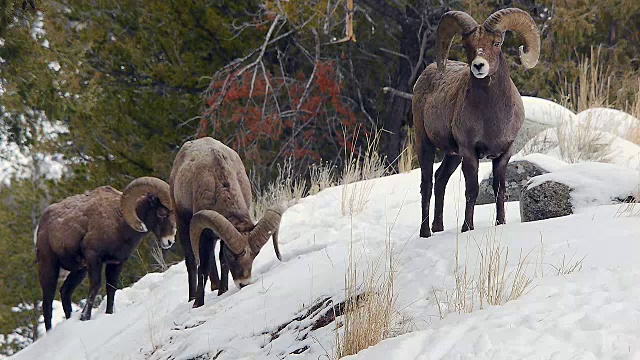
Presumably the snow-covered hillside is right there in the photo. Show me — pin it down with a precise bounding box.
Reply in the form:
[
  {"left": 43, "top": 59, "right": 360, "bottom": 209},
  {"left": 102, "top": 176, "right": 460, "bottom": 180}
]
[{"left": 12, "top": 151, "right": 640, "bottom": 359}]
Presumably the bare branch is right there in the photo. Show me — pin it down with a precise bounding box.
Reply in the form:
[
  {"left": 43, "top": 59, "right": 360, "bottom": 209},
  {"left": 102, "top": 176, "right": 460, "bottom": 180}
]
[
  {"left": 409, "top": 27, "right": 432, "bottom": 86},
  {"left": 382, "top": 86, "right": 414, "bottom": 100}
]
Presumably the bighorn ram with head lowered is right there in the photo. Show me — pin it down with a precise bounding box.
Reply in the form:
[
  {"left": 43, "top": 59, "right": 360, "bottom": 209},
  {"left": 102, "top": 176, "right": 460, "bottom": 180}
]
[
  {"left": 412, "top": 8, "right": 540, "bottom": 237},
  {"left": 170, "top": 137, "right": 284, "bottom": 307},
  {"left": 36, "top": 177, "right": 176, "bottom": 331}
]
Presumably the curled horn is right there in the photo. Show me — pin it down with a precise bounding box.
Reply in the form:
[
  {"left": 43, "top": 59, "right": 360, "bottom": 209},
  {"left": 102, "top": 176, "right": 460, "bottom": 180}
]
[
  {"left": 189, "top": 210, "right": 246, "bottom": 266},
  {"left": 436, "top": 11, "right": 479, "bottom": 73},
  {"left": 483, "top": 8, "right": 540, "bottom": 69},
  {"left": 121, "top": 177, "right": 171, "bottom": 233},
  {"left": 248, "top": 205, "right": 284, "bottom": 258}
]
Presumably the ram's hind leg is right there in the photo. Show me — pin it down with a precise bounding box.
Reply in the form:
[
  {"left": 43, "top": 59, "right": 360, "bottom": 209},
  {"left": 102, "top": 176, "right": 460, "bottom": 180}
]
[
  {"left": 432, "top": 154, "right": 462, "bottom": 232},
  {"left": 60, "top": 269, "right": 86, "bottom": 318},
  {"left": 39, "top": 257, "right": 59, "bottom": 331},
  {"left": 418, "top": 136, "right": 436, "bottom": 238}
]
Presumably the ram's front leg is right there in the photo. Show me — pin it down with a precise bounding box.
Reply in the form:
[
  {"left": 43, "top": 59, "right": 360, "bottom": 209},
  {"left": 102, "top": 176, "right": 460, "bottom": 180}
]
[
  {"left": 418, "top": 136, "right": 436, "bottom": 238},
  {"left": 492, "top": 152, "right": 510, "bottom": 225},
  {"left": 194, "top": 236, "right": 213, "bottom": 308},
  {"left": 218, "top": 246, "right": 229, "bottom": 295},
  {"left": 209, "top": 242, "right": 221, "bottom": 292},
  {"left": 80, "top": 256, "right": 103, "bottom": 321},
  {"left": 461, "top": 155, "right": 480, "bottom": 232},
  {"left": 105, "top": 263, "right": 124, "bottom": 314}
]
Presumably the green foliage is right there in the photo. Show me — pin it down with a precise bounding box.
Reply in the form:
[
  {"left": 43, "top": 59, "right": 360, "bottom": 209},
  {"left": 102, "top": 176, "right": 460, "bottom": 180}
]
[
  {"left": 0, "top": 179, "right": 48, "bottom": 354},
  {"left": 0, "top": 0, "right": 261, "bottom": 353}
]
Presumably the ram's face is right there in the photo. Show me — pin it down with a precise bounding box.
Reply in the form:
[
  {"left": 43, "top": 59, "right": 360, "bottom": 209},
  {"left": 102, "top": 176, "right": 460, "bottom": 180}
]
[
  {"left": 221, "top": 243, "right": 257, "bottom": 288},
  {"left": 462, "top": 27, "right": 504, "bottom": 79},
  {"left": 144, "top": 195, "right": 177, "bottom": 249}
]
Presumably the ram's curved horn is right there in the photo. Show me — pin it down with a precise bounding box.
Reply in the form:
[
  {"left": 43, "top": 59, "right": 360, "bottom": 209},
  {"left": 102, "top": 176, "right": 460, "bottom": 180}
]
[
  {"left": 483, "top": 8, "right": 540, "bottom": 69},
  {"left": 121, "top": 177, "right": 171, "bottom": 232},
  {"left": 436, "top": 11, "right": 479, "bottom": 73}
]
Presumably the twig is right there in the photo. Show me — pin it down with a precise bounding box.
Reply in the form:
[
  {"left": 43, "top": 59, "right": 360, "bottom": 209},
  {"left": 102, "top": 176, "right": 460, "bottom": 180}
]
[{"left": 382, "top": 87, "right": 413, "bottom": 100}]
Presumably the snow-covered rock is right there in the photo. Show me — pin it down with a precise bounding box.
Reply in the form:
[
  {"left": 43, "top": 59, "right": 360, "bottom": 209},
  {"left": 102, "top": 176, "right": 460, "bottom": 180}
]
[{"left": 520, "top": 180, "right": 572, "bottom": 222}]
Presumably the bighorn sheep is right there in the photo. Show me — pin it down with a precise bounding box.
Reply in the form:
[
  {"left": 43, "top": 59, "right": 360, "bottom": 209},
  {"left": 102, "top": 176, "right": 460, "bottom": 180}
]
[
  {"left": 412, "top": 8, "right": 540, "bottom": 237},
  {"left": 170, "top": 137, "right": 284, "bottom": 308},
  {"left": 36, "top": 177, "right": 176, "bottom": 331}
]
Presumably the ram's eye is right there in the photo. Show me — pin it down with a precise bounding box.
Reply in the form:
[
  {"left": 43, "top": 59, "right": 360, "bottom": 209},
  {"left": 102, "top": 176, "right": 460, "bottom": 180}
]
[
  {"left": 494, "top": 42, "right": 501, "bottom": 47},
  {"left": 157, "top": 208, "right": 168, "bottom": 218}
]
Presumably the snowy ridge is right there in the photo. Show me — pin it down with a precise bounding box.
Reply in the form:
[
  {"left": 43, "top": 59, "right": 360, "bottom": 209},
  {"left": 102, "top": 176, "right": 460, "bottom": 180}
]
[{"left": 12, "top": 155, "right": 640, "bottom": 359}]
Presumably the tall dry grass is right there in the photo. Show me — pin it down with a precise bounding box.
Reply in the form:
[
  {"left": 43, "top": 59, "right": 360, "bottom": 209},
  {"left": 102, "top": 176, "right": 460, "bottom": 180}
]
[
  {"left": 398, "top": 128, "right": 418, "bottom": 173},
  {"left": 340, "top": 130, "right": 388, "bottom": 216},
  {"left": 435, "top": 222, "right": 584, "bottom": 319},
  {"left": 335, "top": 239, "right": 398, "bottom": 358},
  {"left": 623, "top": 80, "right": 640, "bottom": 144},
  {"left": 560, "top": 46, "right": 612, "bottom": 113},
  {"left": 436, "top": 225, "right": 535, "bottom": 317},
  {"left": 556, "top": 117, "right": 615, "bottom": 163},
  {"left": 250, "top": 158, "right": 306, "bottom": 221},
  {"left": 525, "top": 46, "right": 617, "bottom": 163},
  {"left": 308, "top": 161, "right": 336, "bottom": 195}
]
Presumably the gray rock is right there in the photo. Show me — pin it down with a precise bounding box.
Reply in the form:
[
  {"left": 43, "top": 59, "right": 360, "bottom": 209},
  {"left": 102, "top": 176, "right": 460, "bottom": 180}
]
[
  {"left": 520, "top": 180, "right": 572, "bottom": 222},
  {"left": 510, "top": 119, "right": 551, "bottom": 154},
  {"left": 477, "top": 160, "right": 549, "bottom": 205}
]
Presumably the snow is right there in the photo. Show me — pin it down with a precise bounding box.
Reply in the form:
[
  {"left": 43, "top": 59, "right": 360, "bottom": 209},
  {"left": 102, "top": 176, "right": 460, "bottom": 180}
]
[
  {"left": 47, "top": 61, "right": 61, "bottom": 72},
  {"left": 522, "top": 96, "right": 640, "bottom": 139},
  {"left": 527, "top": 162, "right": 640, "bottom": 210},
  {"left": 11, "top": 150, "right": 640, "bottom": 359},
  {"left": 522, "top": 96, "right": 574, "bottom": 126},
  {"left": 346, "top": 266, "right": 640, "bottom": 359},
  {"left": 0, "top": 111, "right": 68, "bottom": 186},
  {"left": 518, "top": 127, "right": 640, "bottom": 169},
  {"left": 576, "top": 107, "right": 640, "bottom": 138},
  {"left": 30, "top": 12, "right": 46, "bottom": 41}
]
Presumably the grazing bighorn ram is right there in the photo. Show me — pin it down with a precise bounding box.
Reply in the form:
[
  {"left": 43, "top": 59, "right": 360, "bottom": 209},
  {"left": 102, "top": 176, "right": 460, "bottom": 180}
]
[
  {"left": 170, "top": 137, "right": 284, "bottom": 308},
  {"left": 36, "top": 177, "right": 176, "bottom": 331},
  {"left": 412, "top": 8, "right": 540, "bottom": 237}
]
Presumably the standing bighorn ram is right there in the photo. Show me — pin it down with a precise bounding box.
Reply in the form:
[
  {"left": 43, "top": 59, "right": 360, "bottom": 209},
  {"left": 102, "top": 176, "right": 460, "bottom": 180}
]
[
  {"left": 36, "top": 177, "right": 176, "bottom": 331},
  {"left": 170, "top": 137, "right": 284, "bottom": 308},
  {"left": 412, "top": 8, "right": 540, "bottom": 237}
]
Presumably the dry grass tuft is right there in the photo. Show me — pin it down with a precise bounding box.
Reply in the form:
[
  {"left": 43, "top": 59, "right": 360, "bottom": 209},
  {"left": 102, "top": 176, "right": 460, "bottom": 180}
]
[
  {"left": 560, "top": 46, "right": 611, "bottom": 113},
  {"left": 556, "top": 116, "right": 615, "bottom": 163},
  {"left": 251, "top": 158, "right": 306, "bottom": 221},
  {"left": 437, "top": 225, "right": 535, "bottom": 317},
  {"left": 398, "top": 128, "right": 418, "bottom": 173},
  {"left": 623, "top": 80, "right": 640, "bottom": 144},
  {"left": 308, "top": 161, "right": 336, "bottom": 195},
  {"left": 435, "top": 225, "right": 585, "bottom": 319},
  {"left": 340, "top": 130, "right": 388, "bottom": 216},
  {"left": 149, "top": 239, "right": 169, "bottom": 272},
  {"left": 336, "top": 240, "right": 398, "bottom": 358}
]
